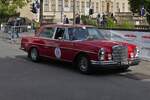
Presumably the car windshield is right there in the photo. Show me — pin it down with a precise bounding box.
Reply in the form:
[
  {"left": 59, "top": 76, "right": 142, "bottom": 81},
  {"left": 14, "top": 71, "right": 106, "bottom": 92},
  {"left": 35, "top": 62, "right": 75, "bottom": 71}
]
[{"left": 68, "top": 27, "right": 105, "bottom": 41}]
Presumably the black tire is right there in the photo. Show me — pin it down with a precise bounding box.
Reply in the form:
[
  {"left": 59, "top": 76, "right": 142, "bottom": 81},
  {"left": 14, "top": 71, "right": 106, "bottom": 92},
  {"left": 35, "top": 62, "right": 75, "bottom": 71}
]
[
  {"left": 77, "top": 55, "right": 93, "bottom": 74},
  {"left": 29, "top": 48, "right": 40, "bottom": 62},
  {"left": 119, "top": 65, "right": 129, "bottom": 72}
]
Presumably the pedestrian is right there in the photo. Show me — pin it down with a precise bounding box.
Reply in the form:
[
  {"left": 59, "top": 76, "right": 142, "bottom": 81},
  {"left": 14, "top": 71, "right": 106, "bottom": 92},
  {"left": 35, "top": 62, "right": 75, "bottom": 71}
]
[
  {"left": 111, "top": 13, "right": 117, "bottom": 24},
  {"left": 96, "top": 14, "right": 102, "bottom": 27},
  {"left": 14, "top": 19, "right": 20, "bottom": 38},
  {"left": 75, "top": 14, "right": 80, "bottom": 24},
  {"left": 101, "top": 14, "right": 107, "bottom": 28},
  {"left": 11, "top": 19, "right": 19, "bottom": 40},
  {"left": 63, "top": 15, "right": 69, "bottom": 24}
]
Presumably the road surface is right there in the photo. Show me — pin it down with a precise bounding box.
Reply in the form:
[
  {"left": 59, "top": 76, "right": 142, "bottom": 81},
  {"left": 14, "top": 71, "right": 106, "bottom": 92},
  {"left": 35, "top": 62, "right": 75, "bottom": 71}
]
[{"left": 0, "top": 36, "right": 150, "bottom": 100}]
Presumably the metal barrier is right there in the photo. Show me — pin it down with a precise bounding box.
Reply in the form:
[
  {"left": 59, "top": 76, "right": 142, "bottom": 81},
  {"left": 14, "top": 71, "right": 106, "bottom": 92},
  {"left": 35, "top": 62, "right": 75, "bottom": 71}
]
[
  {"left": 10, "top": 25, "right": 32, "bottom": 33},
  {"left": 100, "top": 29, "right": 150, "bottom": 61},
  {"left": 4, "top": 25, "right": 33, "bottom": 33},
  {"left": 2, "top": 25, "right": 34, "bottom": 39}
]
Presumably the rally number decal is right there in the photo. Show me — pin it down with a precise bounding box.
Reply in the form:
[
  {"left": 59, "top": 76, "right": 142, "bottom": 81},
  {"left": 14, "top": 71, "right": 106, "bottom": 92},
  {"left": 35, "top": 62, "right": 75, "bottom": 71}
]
[{"left": 54, "top": 47, "right": 61, "bottom": 59}]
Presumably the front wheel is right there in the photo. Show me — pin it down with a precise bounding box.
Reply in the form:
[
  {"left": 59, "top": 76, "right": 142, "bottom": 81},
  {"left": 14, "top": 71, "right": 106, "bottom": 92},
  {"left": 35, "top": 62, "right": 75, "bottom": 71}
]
[
  {"left": 77, "top": 55, "right": 93, "bottom": 74},
  {"left": 118, "top": 65, "right": 129, "bottom": 72}
]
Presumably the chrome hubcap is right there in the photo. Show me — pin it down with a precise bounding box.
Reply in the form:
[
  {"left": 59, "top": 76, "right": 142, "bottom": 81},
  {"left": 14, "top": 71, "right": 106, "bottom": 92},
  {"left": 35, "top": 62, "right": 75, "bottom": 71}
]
[
  {"left": 31, "top": 48, "right": 38, "bottom": 61},
  {"left": 79, "top": 57, "right": 88, "bottom": 72}
]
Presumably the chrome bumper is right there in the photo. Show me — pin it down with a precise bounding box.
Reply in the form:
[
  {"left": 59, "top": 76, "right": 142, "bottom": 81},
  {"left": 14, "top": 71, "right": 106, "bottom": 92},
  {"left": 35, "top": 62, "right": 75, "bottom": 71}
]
[
  {"left": 90, "top": 58, "right": 140, "bottom": 67},
  {"left": 129, "top": 58, "right": 141, "bottom": 66}
]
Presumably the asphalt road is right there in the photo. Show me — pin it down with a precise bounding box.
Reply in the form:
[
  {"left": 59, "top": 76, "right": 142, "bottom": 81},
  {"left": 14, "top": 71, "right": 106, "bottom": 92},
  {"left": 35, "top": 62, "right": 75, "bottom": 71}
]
[{"left": 0, "top": 37, "right": 150, "bottom": 100}]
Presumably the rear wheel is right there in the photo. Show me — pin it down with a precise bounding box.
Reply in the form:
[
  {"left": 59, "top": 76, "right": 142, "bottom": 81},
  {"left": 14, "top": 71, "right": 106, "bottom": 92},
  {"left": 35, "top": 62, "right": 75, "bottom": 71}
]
[
  {"left": 29, "top": 48, "right": 40, "bottom": 62},
  {"left": 77, "top": 55, "right": 93, "bottom": 74}
]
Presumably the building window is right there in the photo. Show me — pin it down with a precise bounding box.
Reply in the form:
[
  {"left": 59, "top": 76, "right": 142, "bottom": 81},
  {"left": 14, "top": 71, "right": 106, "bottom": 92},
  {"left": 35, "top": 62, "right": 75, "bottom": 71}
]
[
  {"left": 51, "top": 0, "right": 56, "bottom": 11},
  {"left": 86, "top": 1, "right": 89, "bottom": 8},
  {"left": 91, "top": 2, "right": 94, "bottom": 9},
  {"left": 102, "top": 1, "right": 105, "bottom": 12},
  {"left": 111, "top": 2, "right": 113, "bottom": 11},
  {"left": 70, "top": 0, "right": 73, "bottom": 11},
  {"left": 58, "top": 0, "right": 62, "bottom": 11},
  {"left": 96, "top": 2, "right": 99, "bottom": 13},
  {"left": 122, "top": 3, "right": 125, "bottom": 12},
  {"left": 81, "top": 1, "right": 85, "bottom": 13},
  {"left": 44, "top": 0, "right": 49, "bottom": 12},
  {"left": 76, "top": 1, "right": 80, "bottom": 12},
  {"left": 116, "top": 2, "right": 120, "bottom": 12},
  {"left": 64, "top": 0, "right": 69, "bottom": 8}
]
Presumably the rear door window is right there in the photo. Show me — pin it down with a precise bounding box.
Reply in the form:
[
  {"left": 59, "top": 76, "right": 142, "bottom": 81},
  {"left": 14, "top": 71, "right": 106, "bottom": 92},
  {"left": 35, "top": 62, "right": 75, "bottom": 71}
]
[{"left": 40, "top": 27, "right": 55, "bottom": 38}]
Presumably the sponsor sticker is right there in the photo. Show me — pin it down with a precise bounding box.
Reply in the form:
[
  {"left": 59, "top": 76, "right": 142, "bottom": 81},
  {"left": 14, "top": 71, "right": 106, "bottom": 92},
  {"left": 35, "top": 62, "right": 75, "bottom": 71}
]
[{"left": 54, "top": 47, "right": 61, "bottom": 59}]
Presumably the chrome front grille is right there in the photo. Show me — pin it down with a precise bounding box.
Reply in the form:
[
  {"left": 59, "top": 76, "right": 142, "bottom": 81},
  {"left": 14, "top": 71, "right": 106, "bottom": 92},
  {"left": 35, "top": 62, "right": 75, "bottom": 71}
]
[{"left": 112, "top": 45, "right": 128, "bottom": 62}]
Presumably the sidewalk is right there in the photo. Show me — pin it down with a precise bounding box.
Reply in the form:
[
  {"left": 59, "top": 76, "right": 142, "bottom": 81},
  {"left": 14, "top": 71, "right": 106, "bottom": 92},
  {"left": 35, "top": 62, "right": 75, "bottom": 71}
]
[{"left": 0, "top": 31, "right": 34, "bottom": 45}]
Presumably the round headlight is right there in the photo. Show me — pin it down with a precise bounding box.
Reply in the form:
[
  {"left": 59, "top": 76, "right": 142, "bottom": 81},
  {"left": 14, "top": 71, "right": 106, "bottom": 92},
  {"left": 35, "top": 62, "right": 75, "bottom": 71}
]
[{"left": 98, "top": 48, "right": 105, "bottom": 60}]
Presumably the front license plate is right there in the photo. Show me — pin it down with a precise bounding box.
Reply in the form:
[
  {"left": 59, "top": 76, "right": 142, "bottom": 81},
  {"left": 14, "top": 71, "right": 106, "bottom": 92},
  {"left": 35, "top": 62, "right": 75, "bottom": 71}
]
[{"left": 121, "top": 61, "right": 129, "bottom": 65}]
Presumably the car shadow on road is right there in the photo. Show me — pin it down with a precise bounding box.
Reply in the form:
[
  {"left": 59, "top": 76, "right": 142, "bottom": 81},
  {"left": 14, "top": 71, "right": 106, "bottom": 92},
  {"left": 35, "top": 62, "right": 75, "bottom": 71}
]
[{"left": 15, "top": 55, "right": 132, "bottom": 76}]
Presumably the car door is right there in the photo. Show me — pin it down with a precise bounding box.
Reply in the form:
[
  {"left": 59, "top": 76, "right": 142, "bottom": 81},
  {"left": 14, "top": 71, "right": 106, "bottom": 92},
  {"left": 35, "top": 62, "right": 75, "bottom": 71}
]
[
  {"left": 37, "top": 26, "right": 56, "bottom": 57},
  {"left": 54, "top": 27, "right": 76, "bottom": 62}
]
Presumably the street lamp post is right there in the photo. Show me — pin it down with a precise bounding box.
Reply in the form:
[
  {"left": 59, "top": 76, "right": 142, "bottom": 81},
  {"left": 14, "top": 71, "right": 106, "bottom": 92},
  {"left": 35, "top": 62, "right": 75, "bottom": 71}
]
[
  {"left": 40, "top": 0, "right": 43, "bottom": 23},
  {"left": 73, "top": 0, "right": 76, "bottom": 25}
]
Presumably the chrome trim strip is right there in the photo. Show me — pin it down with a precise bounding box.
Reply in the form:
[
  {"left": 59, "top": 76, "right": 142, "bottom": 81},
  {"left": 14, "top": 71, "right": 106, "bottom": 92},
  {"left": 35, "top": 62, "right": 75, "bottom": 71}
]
[
  {"left": 40, "top": 55, "right": 72, "bottom": 62},
  {"left": 23, "top": 42, "right": 97, "bottom": 55}
]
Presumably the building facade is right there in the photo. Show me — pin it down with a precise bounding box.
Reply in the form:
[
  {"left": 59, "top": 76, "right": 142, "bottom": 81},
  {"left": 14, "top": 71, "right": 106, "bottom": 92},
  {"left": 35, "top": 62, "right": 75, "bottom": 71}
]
[{"left": 42, "top": 0, "right": 130, "bottom": 22}]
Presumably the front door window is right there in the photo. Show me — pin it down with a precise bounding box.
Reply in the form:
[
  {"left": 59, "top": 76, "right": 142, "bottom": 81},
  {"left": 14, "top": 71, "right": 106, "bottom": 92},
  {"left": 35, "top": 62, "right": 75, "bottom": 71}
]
[{"left": 54, "top": 28, "right": 65, "bottom": 39}]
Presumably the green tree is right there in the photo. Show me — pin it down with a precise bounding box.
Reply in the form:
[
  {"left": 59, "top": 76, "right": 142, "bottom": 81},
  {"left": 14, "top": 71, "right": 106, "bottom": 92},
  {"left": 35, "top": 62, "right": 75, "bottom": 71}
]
[
  {"left": 128, "top": 0, "right": 142, "bottom": 14},
  {"left": 0, "top": 0, "right": 30, "bottom": 22},
  {"left": 145, "top": 0, "right": 150, "bottom": 24},
  {"left": 128, "top": 0, "right": 150, "bottom": 24}
]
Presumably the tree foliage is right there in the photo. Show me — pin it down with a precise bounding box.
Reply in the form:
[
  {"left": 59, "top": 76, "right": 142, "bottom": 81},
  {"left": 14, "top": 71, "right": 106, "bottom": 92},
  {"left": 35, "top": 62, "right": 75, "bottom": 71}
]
[
  {"left": 128, "top": 0, "right": 150, "bottom": 24},
  {"left": 0, "top": 0, "right": 30, "bottom": 18},
  {"left": 128, "top": 0, "right": 142, "bottom": 14}
]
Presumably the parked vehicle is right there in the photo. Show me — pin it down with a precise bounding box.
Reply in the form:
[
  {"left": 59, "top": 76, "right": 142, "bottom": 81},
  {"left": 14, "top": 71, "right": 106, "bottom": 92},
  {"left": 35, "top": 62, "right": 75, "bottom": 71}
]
[{"left": 20, "top": 24, "right": 140, "bottom": 74}]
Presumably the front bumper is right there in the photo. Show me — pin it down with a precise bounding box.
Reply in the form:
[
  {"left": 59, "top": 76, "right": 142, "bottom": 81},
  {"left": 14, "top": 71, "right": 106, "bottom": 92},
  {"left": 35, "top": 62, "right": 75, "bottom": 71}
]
[{"left": 90, "top": 58, "right": 140, "bottom": 68}]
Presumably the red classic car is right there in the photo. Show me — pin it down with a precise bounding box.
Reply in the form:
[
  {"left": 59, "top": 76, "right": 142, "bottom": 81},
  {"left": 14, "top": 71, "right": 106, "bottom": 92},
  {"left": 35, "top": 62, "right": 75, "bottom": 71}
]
[{"left": 20, "top": 24, "right": 140, "bottom": 74}]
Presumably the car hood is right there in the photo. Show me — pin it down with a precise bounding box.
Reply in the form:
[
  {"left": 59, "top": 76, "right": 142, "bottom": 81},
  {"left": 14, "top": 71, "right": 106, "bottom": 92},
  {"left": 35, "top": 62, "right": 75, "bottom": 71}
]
[
  {"left": 80, "top": 39, "right": 122, "bottom": 48},
  {"left": 77, "top": 39, "right": 136, "bottom": 50}
]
